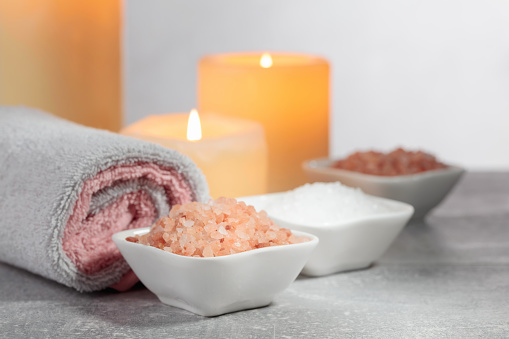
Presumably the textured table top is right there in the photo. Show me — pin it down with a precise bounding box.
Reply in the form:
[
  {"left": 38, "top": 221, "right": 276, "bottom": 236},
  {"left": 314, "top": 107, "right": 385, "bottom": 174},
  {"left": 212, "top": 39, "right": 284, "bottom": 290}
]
[{"left": 1, "top": 172, "right": 508, "bottom": 338}]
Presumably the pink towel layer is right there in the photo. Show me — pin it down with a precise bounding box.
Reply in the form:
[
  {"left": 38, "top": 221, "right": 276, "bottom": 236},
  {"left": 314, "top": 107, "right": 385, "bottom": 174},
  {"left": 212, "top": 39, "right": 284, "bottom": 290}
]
[{"left": 62, "top": 163, "right": 193, "bottom": 289}]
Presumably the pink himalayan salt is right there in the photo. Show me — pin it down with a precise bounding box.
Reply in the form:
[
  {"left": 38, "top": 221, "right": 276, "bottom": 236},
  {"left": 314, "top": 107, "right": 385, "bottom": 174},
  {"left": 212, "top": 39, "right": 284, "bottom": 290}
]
[
  {"left": 332, "top": 147, "right": 447, "bottom": 176},
  {"left": 127, "top": 197, "right": 309, "bottom": 257}
]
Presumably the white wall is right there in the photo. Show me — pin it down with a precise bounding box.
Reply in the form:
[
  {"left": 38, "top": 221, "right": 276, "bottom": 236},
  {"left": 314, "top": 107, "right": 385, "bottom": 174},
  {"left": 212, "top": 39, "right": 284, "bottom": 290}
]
[{"left": 125, "top": 0, "right": 509, "bottom": 170}]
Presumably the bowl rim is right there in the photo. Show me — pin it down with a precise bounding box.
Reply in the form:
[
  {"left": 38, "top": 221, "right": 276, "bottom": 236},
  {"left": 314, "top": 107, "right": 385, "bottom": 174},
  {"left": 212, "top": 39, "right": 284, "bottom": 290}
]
[
  {"left": 303, "top": 157, "right": 465, "bottom": 183},
  {"left": 113, "top": 228, "right": 319, "bottom": 262},
  {"left": 239, "top": 192, "right": 414, "bottom": 229}
]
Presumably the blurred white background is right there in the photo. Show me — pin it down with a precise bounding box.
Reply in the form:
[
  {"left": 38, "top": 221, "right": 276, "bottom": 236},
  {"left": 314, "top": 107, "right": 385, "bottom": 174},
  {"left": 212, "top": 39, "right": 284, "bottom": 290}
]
[{"left": 124, "top": 0, "right": 509, "bottom": 170}]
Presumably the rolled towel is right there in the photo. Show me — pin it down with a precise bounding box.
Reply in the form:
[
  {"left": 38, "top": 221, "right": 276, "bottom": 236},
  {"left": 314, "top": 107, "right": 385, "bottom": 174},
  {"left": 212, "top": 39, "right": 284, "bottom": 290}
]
[{"left": 0, "top": 107, "right": 209, "bottom": 292}]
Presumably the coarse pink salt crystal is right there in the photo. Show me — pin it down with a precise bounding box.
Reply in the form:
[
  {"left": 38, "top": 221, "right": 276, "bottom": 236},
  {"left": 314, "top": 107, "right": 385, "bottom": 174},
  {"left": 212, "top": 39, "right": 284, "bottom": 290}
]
[{"left": 127, "top": 197, "right": 310, "bottom": 257}]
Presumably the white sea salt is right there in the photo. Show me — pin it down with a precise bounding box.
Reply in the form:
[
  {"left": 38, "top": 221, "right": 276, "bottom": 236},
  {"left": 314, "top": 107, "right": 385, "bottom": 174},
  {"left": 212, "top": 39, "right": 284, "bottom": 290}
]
[{"left": 265, "top": 182, "right": 391, "bottom": 226}]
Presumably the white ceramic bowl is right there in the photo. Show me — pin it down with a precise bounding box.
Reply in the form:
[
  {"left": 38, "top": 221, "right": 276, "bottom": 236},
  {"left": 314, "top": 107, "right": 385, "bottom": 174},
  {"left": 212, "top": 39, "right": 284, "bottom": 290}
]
[
  {"left": 239, "top": 193, "right": 413, "bottom": 277},
  {"left": 113, "top": 228, "right": 318, "bottom": 317},
  {"left": 303, "top": 158, "right": 464, "bottom": 219}
]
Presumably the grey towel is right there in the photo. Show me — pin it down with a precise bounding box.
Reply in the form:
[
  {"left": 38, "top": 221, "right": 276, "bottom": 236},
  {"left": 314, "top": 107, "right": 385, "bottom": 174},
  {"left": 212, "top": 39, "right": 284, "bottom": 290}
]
[{"left": 0, "top": 107, "right": 209, "bottom": 291}]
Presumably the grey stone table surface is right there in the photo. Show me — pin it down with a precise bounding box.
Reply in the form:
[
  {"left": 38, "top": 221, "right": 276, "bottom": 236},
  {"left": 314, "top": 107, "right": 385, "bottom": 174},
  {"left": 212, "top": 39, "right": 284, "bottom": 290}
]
[{"left": 1, "top": 172, "right": 508, "bottom": 338}]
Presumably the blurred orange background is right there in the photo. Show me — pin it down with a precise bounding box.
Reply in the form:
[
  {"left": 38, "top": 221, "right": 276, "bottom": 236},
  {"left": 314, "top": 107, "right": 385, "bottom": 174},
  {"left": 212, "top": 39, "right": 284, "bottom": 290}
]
[{"left": 0, "top": 0, "right": 122, "bottom": 131}]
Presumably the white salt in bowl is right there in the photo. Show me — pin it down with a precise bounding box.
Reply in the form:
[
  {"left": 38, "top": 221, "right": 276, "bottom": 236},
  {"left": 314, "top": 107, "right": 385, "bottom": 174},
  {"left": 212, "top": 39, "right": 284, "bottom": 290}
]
[
  {"left": 113, "top": 227, "right": 318, "bottom": 317},
  {"left": 303, "top": 157, "right": 464, "bottom": 219},
  {"left": 239, "top": 192, "right": 413, "bottom": 277}
]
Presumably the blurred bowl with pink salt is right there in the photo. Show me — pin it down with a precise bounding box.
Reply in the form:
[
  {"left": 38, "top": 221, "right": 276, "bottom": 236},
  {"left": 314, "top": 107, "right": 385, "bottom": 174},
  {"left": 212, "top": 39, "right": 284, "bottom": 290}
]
[
  {"left": 303, "top": 148, "right": 464, "bottom": 219},
  {"left": 239, "top": 182, "right": 414, "bottom": 277},
  {"left": 112, "top": 198, "right": 318, "bottom": 317}
]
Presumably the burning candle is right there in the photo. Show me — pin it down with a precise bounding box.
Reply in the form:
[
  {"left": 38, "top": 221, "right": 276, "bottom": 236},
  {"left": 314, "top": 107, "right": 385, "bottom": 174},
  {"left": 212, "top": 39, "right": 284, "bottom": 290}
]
[
  {"left": 121, "top": 110, "right": 268, "bottom": 198},
  {"left": 198, "top": 52, "right": 329, "bottom": 192}
]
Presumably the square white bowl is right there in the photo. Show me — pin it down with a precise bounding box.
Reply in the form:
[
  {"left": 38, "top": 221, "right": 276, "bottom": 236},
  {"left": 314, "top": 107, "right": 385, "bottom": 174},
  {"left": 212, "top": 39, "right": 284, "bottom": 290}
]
[
  {"left": 303, "top": 158, "right": 464, "bottom": 219},
  {"left": 239, "top": 193, "right": 413, "bottom": 277},
  {"left": 113, "top": 228, "right": 318, "bottom": 317}
]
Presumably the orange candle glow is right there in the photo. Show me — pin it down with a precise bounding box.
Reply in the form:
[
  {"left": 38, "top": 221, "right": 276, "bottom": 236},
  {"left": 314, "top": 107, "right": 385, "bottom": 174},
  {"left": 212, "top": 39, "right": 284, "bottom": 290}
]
[
  {"left": 0, "top": 0, "right": 122, "bottom": 131},
  {"left": 198, "top": 52, "right": 329, "bottom": 193},
  {"left": 121, "top": 111, "right": 268, "bottom": 198}
]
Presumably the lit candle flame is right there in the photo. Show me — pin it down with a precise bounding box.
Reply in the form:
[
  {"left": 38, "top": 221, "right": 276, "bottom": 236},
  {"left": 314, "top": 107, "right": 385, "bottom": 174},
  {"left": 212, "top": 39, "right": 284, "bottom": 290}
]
[
  {"left": 187, "top": 109, "right": 202, "bottom": 141},
  {"left": 260, "top": 53, "right": 273, "bottom": 68}
]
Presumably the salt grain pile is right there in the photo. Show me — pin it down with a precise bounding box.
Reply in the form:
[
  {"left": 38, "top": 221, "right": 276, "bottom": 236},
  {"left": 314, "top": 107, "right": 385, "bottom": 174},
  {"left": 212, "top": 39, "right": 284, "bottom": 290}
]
[
  {"left": 332, "top": 147, "right": 447, "bottom": 176},
  {"left": 128, "top": 197, "right": 309, "bottom": 257},
  {"left": 265, "top": 182, "right": 391, "bottom": 226}
]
